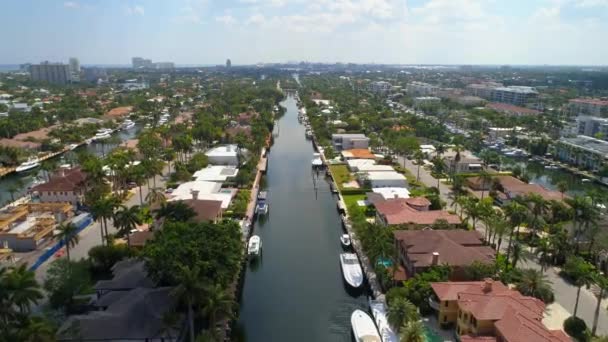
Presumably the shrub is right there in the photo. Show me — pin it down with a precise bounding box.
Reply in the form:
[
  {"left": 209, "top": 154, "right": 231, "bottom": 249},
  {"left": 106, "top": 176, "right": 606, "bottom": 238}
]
[
  {"left": 564, "top": 316, "right": 588, "bottom": 341},
  {"left": 88, "top": 244, "right": 131, "bottom": 276}
]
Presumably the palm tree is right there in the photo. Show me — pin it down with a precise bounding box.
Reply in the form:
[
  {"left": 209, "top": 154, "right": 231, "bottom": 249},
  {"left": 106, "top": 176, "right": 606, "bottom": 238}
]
[
  {"left": 387, "top": 297, "right": 419, "bottom": 332},
  {"left": 154, "top": 201, "right": 196, "bottom": 222},
  {"left": 592, "top": 274, "right": 608, "bottom": 336},
  {"left": 565, "top": 256, "right": 596, "bottom": 318},
  {"left": 146, "top": 187, "right": 167, "bottom": 206},
  {"left": 399, "top": 320, "right": 425, "bottom": 342},
  {"left": 504, "top": 201, "right": 528, "bottom": 265},
  {"left": 478, "top": 170, "right": 493, "bottom": 199},
  {"left": 40, "top": 159, "right": 58, "bottom": 182},
  {"left": 431, "top": 156, "right": 446, "bottom": 189},
  {"left": 535, "top": 237, "right": 552, "bottom": 272},
  {"left": 413, "top": 150, "right": 425, "bottom": 182},
  {"left": 20, "top": 317, "right": 56, "bottom": 342},
  {"left": 515, "top": 269, "right": 554, "bottom": 303},
  {"left": 56, "top": 223, "right": 80, "bottom": 261},
  {"left": 171, "top": 265, "right": 205, "bottom": 342},
  {"left": 113, "top": 205, "right": 142, "bottom": 248},
  {"left": 90, "top": 196, "right": 118, "bottom": 246},
  {"left": 3, "top": 265, "right": 43, "bottom": 314},
  {"left": 566, "top": 195, "right": 599, "bottom": 254},
  {"left": 202, "top": 283, "right": 233, "bottom": 332},
  {"left": 525, "top": 193, "right": 548, "bottom": 237}
]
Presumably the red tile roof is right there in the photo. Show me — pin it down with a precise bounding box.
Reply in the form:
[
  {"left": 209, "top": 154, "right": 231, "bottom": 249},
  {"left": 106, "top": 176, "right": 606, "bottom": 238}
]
[
  {"left": 105, "top": 106, "right": 133, "bottom": 117},
  {"left": 31, "top": 167, "right": 87, "bottom": 192},
  {"left": 467, "top": 175, "right": 565, "bottom": 202},
  {"left": 394, "top": 230, "right": 495, "bottom": 268},
  {"left": 431, "top": 280, "right": 570, "bottom": 342},
  {"left": 569, "top": 98, "right": 608, "bottom": 106},
  {"left": 342, "top": 149, "right": 376, "bottom": 159},
  {"left": 375, "top": 198, "right": 461, "bottom": 226},
  {"left": 181, "top": 199, "right": 223, "bottom": 222}
]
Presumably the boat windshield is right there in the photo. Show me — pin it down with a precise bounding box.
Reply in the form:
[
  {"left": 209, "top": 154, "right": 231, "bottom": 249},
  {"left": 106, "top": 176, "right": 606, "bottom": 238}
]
[{"left": 342, "top": 256, "right": 358, "bottom": 264}]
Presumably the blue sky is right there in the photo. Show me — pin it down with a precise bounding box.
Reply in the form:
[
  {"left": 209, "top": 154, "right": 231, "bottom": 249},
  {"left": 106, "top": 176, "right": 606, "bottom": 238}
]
[{"left": 1, "top": 0, "right": 607, "bottom": 65}]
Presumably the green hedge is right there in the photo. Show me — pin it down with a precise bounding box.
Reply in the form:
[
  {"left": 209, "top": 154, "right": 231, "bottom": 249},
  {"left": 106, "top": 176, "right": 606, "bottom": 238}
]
[{"left": 340, "top": 188, "right": 370, "bottom": 195}]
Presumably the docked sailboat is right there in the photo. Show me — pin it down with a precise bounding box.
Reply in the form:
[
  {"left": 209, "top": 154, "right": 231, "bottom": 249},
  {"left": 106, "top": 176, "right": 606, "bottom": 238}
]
[
  {"left": 248, "top": 235, "right": 262, "bottom": 257},
  {"left": 369, "top": 299, "right": 399, "bottom": 342},
  {"left": 351, "top": 309, "right": 381, "bottom": 342},
  {"left": 16, "top": 157, "right": 40, "bottom": 173},
  {"left": 340, "top": 253, "right": 363, "bottom": 288}
]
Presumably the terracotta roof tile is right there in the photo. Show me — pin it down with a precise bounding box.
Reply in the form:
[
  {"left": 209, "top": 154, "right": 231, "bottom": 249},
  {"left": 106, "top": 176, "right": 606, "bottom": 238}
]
[{"left": 375, "top": 198, "right": 461, "bottom": 226}]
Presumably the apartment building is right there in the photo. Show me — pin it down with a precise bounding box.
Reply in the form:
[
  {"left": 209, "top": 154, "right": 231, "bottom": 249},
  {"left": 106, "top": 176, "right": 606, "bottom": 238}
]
[
  {"left": 569, "top": 98, "right": 608, "bottom": 116},
  {"left": 430, "top": 280, "right": 570, "bottom": 341},
  {"left": 576, "top": 116, "right": 608, "bottom": 140},
  {"left": 466, "top": 83, "right": 538, "bottom": 106},
  {"left": 367, "top": 81, "right": 392, "bottom": 94},
  {"left": 30, "top": 62, "right": 71, "bottom": 85},
  {"left": 556, "top": 135, "right": 608, "bottom": 171},
  {"left": 406, "top": 81, "right": 440, "bottom": 96}
]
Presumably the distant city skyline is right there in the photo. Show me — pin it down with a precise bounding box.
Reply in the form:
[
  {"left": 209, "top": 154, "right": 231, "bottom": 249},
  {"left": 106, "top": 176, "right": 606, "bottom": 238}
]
[{"left": 1, "top": 0, "right": 607, "bottom": 66}]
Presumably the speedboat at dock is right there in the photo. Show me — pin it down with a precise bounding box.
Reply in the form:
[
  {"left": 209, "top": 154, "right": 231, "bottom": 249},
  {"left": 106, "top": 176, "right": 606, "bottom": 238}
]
[
  {"left": 340, "top": 234, "right": 351, "bottom": 248},
  {"left": 16, "top": 157, "right": 41, "bottom": 173},
  {"left": 256, "top": 191, "right": 269, "bottom": 215},
  {"left": 340, "top": 253, "right": 363, "bottom": 288},
  {"left": 351, "top": 309, "right": 381, "bottom": 342},
  {"left": 248, "top": 235, "right": 262, "bottom": 257}
]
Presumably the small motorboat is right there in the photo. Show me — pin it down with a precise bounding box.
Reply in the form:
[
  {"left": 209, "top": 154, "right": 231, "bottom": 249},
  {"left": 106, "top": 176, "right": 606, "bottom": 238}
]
[
  {"left": 340, "top": 253, "right": 363, "bottom": 288},
  {"left": 340, "top": 234, "right": 351, "bottom": 248},
  {"left": 248, "top": 235, "right": 262, "bottom": 257},
  {"left": 305, "top": 130, "right": 313, "bottom": 139},
  {"left": 256, "top": 191, "right": 269, "bottom": 215},
  {"left": 122, "top": 119, "right": 135, "bottom": 130},
  {"left": 93, "top": 128, "right": 112, "bottom": 140},
  {"left": 351, "top": 309, "right": 381, "bottom": 342},
  {"left": 16, "top": 157, "right": 41, "bottom": 173},
  {"left": 68, "top": 143, "right": 79, "bottom": 150},
  {"left": 369, "top": 299, "right": 399, "bottom": 342},
  {"left": 312, "top": 152, "right": 323, "bottom": 167}
]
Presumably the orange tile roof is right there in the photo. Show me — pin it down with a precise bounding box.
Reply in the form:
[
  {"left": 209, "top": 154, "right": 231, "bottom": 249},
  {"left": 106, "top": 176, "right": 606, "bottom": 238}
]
[
  {"left": 431, "top": 280, "right": 570, "bottom": 342},
  {"left": 343, "top": 149, "right": 376, "bottom": 159},
  {"left": 105, "top": 106, "right": 133, "bottom": 117}
]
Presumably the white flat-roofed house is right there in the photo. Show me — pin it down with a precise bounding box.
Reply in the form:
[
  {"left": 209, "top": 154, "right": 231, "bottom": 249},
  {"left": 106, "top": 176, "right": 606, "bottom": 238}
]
[
  {"left": 205, "top": 144, "right": 242, "bottom": 166},
  {"left": 193, "top": 166, "right": 239, "bottom": 182},
  {"left": 168, "top": 181, "right": 235, "bottom": 209},
  {"left": 346, "top": 159, "right": 376, "bottom": 172},
  {"left": 356, "top": 164, "right": 395, "bottom": 173},
  {"left": 332, "top": 134, "right": 370, "bottom": 151},
  {"left": 372, "top": 187, "right": 410, "bottom": 200},
  {"left": 361, "top": 171, "right": 407, "bottom": 188}
]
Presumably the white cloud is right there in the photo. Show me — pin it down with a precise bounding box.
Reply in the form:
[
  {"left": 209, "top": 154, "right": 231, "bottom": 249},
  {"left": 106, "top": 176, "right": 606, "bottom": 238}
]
[
  {"left": 216, "top": 14, "right": 236, "bottom": 25},
  {"left": 575, "top": 0, "right": 608, "bottom": 7},
  {"left": 63, "top": 1, "right": 79, "bottom": 9},
  {"left": 126, "top": 5, "right": 145, "bottom": 16}
]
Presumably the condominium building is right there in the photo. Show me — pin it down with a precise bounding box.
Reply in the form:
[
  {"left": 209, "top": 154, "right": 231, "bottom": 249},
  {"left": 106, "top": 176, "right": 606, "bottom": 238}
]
[
  {"left": 576, "top": 116, "right": 608, "bottom": 140},
  {"left": 556, "top": 135, "right": 608, "bottom": 171},
  {"left": 406, "top": 81, "right": 440, "bottom": 96},
  {"left": 69, "top": 57, "right": 80, "bottom": 82},
  {"left": 466, "top": 83, "right": 537, "bottom": 106},
  {"left": 30, "top": 62, "right": 71, "bottom": 85},
  {"left": 132, "top": 57, "right": 153, "bottom": 69},
  {"left": 154, "top": 62, "right": 175, "bottom": 70},
  {"left": 413, "top": 96, "right": 441, "bottom": 106},
  {"left": 569, "top": 98, "right": 608, "bottom": 116}
]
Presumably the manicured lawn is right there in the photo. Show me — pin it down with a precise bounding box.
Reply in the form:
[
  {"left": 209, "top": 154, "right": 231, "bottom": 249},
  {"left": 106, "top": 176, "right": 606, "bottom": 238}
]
[
  {"left": 329, "top": 164, "right": 352, "bottom": 189},
  {"left": 342, "top": 194, "right": 366, "bottom": 209}
]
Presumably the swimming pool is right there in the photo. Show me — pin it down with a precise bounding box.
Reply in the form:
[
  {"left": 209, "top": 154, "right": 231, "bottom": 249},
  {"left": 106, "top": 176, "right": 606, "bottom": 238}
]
[{"left": 423, "top": 326, "right": 444, "bottom": 342}]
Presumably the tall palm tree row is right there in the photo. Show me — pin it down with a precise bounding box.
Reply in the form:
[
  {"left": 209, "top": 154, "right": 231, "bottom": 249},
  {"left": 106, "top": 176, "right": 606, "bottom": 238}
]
[
  {"left": 56, "top": 222, "right": 80, "bottom": 261},
  {"left": 113, "top": 205, "right": 143, "bottom": 248}
]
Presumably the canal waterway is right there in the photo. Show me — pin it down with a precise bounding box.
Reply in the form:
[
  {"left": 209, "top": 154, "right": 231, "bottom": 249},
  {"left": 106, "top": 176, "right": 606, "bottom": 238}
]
[
  {"left": 0, "top": 125, "right": 141, "bottom": 205},
  {"left": 238, "top": 95, "right": 368, "bottom": 341}
]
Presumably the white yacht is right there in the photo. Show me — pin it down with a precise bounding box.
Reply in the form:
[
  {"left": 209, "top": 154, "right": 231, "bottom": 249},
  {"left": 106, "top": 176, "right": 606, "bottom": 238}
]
[
  {"left": 351, "top": 310, "right": 381, "bottom": 342},
  {"left": 122, "top": 119, "right": 135, "bottom": 130},
  {"left": 16, "top": 157, "right": 41, "bottom": 173},
  {"left": 369, "top": 299, "right": 399, "bottom": 342},
  {"left": 93, "top": 128, "right": 112, "bottom": 140},
  {"left": 312, "top": 152, "right": 323, "bottom": 167},
  {"left": 255, "top": 191, "right": 269, "bottom": 215},
  {"left": 340, "top": 253, "right": 364, "bottom": 288},
  {"left": 340, "top": 234, "right": 351, "bottom": 248},
  {"left": 248, "top": 235, "right": 262, "bottom": 257}
]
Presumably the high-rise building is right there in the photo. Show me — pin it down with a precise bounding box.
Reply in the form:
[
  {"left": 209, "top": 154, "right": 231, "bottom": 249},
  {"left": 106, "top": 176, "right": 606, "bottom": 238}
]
[
  {"left": 69, "top": 57, "right": 80, "bottom": 82},
  {"left": 132, "top": 57, "right": 153, "bottom": 69},
  {"left": 30, "top": 62, "right": 71, "bottom": 85},
  {"left": 69, "top": 57, "right": 80, "bottom": 73},
  {"left": 154, "top": 62, "right": 175, "bottom": 70},
  {"left": 226, "top": 59, "right": 231, "bottom": 68}
]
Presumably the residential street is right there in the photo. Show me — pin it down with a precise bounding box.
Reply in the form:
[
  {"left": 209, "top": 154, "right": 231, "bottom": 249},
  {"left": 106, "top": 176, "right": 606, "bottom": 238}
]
[
  {"left": 34, "top": 173, "right": 167, "bottom": 284},
  {"left": 397, "top": 155, "right": 608, "bottom": 335}
]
